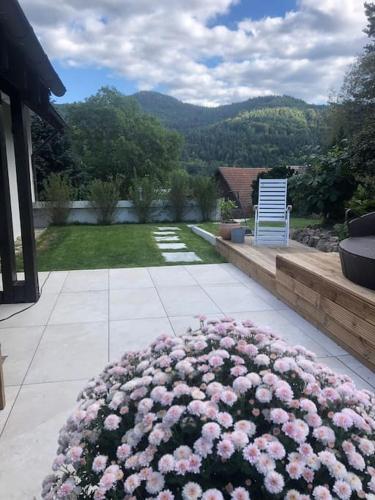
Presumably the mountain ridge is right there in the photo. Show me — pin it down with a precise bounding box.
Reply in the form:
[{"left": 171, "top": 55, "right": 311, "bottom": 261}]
[{"left": 132, "top": 91, "right": 325, "bottom": 132}]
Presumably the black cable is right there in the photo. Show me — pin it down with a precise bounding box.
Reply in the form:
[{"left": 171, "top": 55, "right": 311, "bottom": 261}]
[{"left": 0, "top": 272, "right": 51, "bottom": 322}]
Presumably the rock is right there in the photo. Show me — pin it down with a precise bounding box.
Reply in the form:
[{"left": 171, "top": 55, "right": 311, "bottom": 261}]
[{"left": 291, "top": 226, "right": 339, "bottom": 252}]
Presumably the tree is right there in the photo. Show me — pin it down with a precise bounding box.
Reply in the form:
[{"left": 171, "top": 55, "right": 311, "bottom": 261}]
[
  {"left": 64, "top": 87, "right": 183, "bottom": 184},
  {"left": 288, "top": 143, "right": 356, "bottom": 222},
  {"left": 31, "top": 114, "right": 79, "bottom": 195},
  {"left": 329, "top": 2, "right": 375, "bottom": 186},
  {"left": 167, "top": 170, "right": 190, "bottom": 222}
]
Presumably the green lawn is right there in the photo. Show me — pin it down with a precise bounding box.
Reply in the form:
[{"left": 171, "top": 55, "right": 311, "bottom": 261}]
[
  {"left": 199, "top": 217, "right": 320, "bottom": 236},
  {"left": 30, "top": 223, "right": 226, "bottom": 271}
]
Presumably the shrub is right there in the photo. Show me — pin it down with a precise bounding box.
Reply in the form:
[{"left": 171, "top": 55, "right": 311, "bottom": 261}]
[
  {"left": 347, "top": 183, "right": 375, "bottom": 217},
  {"left": 220, "top": 199, "right": 237, "bottom": 222},
  {"left": 251, "top": 166, "right": 296, "bottom": 206},
  {"left": 129, "top": 177, "right": 161, "bottom": 223},
  {"left": 192, "top": 176, "right": 218, "bottom": 221},
  {"left": 288, "top": 144, "right": 356, "bottom": 223},
  {"left": 88, "top": 178, "right": 120, "bottom": 225},
  {"left": 42, "top": 317, "right": 375, "bottom": 499},
  {"left": 168, "top": 170, "right": 190, "bottom": 222},
  {"left": 333, "top": 223, "right": 349, "bottom": 241},
  {"left": 42, "top": 173, "right": 73, "bottom": 225}
]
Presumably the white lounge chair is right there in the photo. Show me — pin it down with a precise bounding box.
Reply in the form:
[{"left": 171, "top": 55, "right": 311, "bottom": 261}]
[{"left": 253, "top": 178, "right": 292, "bottom": 247}]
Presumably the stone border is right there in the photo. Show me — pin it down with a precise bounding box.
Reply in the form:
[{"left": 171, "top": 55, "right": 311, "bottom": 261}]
[{"left": 189, "top": 225, "right": 217, "bottom": 246}]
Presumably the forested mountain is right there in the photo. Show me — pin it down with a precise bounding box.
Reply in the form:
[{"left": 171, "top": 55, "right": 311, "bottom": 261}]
[{"left": 133, "top": 91, "right": 327, "bottom": 168}]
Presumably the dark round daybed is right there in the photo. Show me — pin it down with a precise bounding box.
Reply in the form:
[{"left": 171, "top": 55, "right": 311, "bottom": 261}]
[{"left": 339, "top": 211, "right": 375, "bottom": 290}]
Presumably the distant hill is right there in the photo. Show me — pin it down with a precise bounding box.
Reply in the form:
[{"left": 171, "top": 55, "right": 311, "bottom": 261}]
[{"left": 132, "top": 91, "right": 327, "bottom": 169}]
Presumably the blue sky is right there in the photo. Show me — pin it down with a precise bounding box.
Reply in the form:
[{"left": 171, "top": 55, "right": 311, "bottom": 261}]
[{"left": 22, "top": 0, "right": 367, "bottom": 106}]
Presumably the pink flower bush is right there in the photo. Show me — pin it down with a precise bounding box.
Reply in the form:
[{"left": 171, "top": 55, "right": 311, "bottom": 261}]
[{"left": 42, "top": 318, "right": 375, "bottom": 499}]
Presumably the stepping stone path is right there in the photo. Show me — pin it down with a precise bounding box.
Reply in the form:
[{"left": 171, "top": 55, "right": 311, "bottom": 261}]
[
  {"left": 152, "top": 227, "right": 202, "bottom": 263},
  {"left": 162, "top": 252, "right": 202, "bottom": 263},
  {"left": 153, "top": 232, "right": 177, "bottom": 236},
  {"left": 154, "top": 236, "right": 180, "bottom": 242},
  {"left": 157, "top": 243, "right": 187, "bottom": 250}
]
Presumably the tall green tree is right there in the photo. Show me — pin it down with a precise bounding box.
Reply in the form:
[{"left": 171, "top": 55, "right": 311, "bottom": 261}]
[
  {"left": 64, "top": 87, "right": 183, "bottom": 183},
  {"left": 329, "top": 2, "right": 375, "bottom": 186},
  {"left": 31, "top": 114, "right": 79, "bottom": 194}
]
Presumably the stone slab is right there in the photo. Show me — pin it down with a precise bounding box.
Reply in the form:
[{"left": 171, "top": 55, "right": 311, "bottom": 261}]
[
  {"left": 155, "top": 236, "right": 180, "bottom": 242},
  {"left": 157, "top": 227, "right": 181, "bottom": 231},
  {"left": 153, "top": 232, "right": 177, "bottom": 236},
  {"left": 157, "top": 243, "right": 187, "bottom": 250},
  {"left": 162, "top": 252, "right": 202, "bottom": 263}
]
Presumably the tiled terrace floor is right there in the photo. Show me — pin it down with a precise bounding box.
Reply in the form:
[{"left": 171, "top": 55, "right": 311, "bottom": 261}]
[{"left": 0, "top": 263, "right": 374, "bottom": 499}]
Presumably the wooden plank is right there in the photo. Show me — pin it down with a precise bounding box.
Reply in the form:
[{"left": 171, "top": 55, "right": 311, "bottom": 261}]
[
  {"left": 320, "top": 297, "right": 375, "bottom": 348},
  {"left": 276, "top": 281, "right": 320, "bottom": 320},
  {"left": 323, "top": 316, "right": 375, "bottom": 368},
  {"left": 277, "top": 270, "right": 320, "bottom": 307},
  {"left": 277, "top": 255, "right": 375, "bottom": 326}
]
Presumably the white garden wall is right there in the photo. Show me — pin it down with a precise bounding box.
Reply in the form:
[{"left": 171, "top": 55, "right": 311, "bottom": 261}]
[{"left": 33, "top": 200, "right": 220, "bottom": 227}]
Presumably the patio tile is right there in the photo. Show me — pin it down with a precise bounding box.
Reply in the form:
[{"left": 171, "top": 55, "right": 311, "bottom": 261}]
[
  {"left": 148, "top": 266, "right": 197, "bottom": 287},
  {"left": 279, "top": 307, "right": 321, "bottom": 336},
  {"left": 162, "top": 252, "right": 202, "bottom": 263},
  {"left": 278, "top": 308, "right": 347, "bottom": 356},
  {"left": 63, "top": 269, "right": 109, "bottom": 292},
  {"left": 317, "top": 356, "right": 374, "bottom": 391},
  {"left": 0, "top": 326, "right": 44, "bottom": 386},
  {"left": 158, "top": 285, "right": 220, "bottom": 316},
  {"left": 49, "top": 290, "right": 108, "bottom": 324},
  {"left": 0, "top": 386, "right": 20, "bottom": 434},
  {"left": 169, "top": 314, "right": 224, "bottom": 336},
  {"left": 338, "top": 355, "right": 375, "bottom": 388},
  {"left": 203, "top": 284, "right": 273, "bottom": 313},
  {"left": 25, "top": 322, "right": 108, "bottom": 384},
  {"left": 109, "top": 268, "right": 153, "bottom": 289},
  {"left": 110, "top": 318, "right": 174, "bottom": 360},
  {"left": 0, "top": 380, "right": 82, "bottom": 500},
  {"left": 186, "top": 264, "right": 239, "bottom": 285},
  {"left": 41, "top": 271, "right": 68, "bottom": 294},
  {"left": 110, "top": 288, "right": 166, "bottom": 320},
  {"left": 0, "top": 293, "right": 58, "bottom": 328}
]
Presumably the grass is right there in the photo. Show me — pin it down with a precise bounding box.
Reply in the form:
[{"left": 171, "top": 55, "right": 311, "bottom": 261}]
[
  {"left": 28, "top": 223, "right": 225, "bottom": 271},
  {"left": 199, "top": 217, "right": 320, "bottom": 236}
]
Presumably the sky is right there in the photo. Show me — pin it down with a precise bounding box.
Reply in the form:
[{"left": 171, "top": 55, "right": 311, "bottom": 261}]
[{"left": 20, "top": 0, "right": 368, "bottom": 106}]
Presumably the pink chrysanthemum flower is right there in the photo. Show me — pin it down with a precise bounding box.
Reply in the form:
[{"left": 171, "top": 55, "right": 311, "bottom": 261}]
[
  {"left": 182, "top": 482, "right": 203, "bottom": 500},
  {"left": 264, "top": 471, "right": 284, "bottom": 494},
  {"left": 231, "top": 486, "right": 250, "bottom": 500},
  {"left": 202, "top": 489, "right": 224, "bottom": 500}
]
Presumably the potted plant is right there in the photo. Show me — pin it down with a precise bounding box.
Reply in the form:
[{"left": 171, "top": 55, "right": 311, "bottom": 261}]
[
  {"left": 219, "top": 199, "right": 239, "bottom": 240},
  {"left": 43, "top": 317, "right": 375, "bottom": 499}
]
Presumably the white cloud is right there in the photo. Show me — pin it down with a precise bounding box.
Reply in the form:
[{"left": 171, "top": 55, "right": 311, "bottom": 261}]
[{"left": 20, "top": 0, "right": 368, "bottom": 105}]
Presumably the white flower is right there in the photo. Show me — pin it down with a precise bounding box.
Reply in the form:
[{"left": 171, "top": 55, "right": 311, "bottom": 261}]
[
  {"left": 124, "top": 473, "right": 141, "bottom": 494},
  {"left": 264, "top": 471, "right": 284, "bottom": 494},
  {"left": 182, "top": 482, "right": 203, "bottom": 500},
  {"left": 231, "top": 487, "right": 250, "bottom": 500},
  {"left": 202, "top": 489, "right": 224, "bottom": 500},
  {"left": 146, "top": 472, "right": 165, "bottom": 494}
]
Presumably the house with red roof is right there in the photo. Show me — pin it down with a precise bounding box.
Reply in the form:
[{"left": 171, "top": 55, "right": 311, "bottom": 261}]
[{"left": 216, "top": 167, "right": 271, "bottom": 217}]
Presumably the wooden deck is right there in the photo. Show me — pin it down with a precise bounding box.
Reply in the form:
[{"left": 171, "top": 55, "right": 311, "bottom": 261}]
[{"left": 216, "top": 236, "right": 375, "bottom": 371}]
